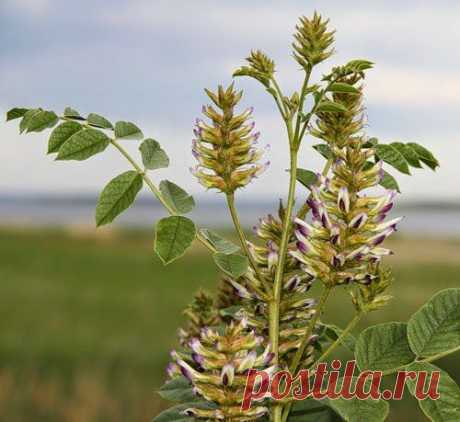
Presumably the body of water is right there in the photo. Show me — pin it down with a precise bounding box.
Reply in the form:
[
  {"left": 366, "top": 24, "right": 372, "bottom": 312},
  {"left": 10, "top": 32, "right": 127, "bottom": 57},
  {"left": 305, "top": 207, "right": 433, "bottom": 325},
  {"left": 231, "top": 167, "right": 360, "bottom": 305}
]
[{"left": 0, "top": 195, "right": 459, "bottom": 237}]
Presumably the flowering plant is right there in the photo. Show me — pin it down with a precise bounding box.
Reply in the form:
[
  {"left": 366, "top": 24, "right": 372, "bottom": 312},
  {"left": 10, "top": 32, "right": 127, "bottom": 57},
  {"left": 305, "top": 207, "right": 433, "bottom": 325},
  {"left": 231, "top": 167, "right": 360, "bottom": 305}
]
[{"left": 7, "top": 11, "right": 460, "bottom": 422}]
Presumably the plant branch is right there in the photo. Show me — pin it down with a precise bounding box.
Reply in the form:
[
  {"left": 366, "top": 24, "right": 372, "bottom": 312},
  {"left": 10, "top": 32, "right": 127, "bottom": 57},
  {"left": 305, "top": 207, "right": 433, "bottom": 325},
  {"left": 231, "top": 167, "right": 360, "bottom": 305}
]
[
  {"left": 269, "top": 142, "right": 297, "bottom": 422},
  {"left": 265, "top": 74, "right": 297, "bottom": 369},
  {"left": 292, "top": 68, "right": 312, "bottom": 147},
  {"left": 269, "top": 148, "right": 298, "bottom": 359},
  {"left": 381, "top": 345, "right": 460, "bottom": 377},
  {"left": 110, "top": 139, "right": 217, "bottom": 254},
  {"left": 317, "top": 311, "right": 363, "bottom": 364},
  {"left": 289, "top": 285, "right": 333, "bottom": 374},
  {"left": 62, "top": 117, "right": 218, "bottom": 254},
  {"left": 268, "top": 72, "right": 313, "bottom": 422},
  {"left": 298, "top": 76, "right": 339, "bottom": 142},
  {"left": 421, "top": 345, "right": 460, "bottom": 364},
  {"left": 226, "top": 193, "right": 269, "bottom": 297},
  {"left": 270, "top": 77, "right": 289, "bottom": 119},
  {"left": 281, "top": 310, "right": 363, "bottom": 422},
  {"left": 281, "top": 287, "right": 333, "bottom": 422},
  {"left": 111, "top": 140, "right": 173, "bottom": 213}
]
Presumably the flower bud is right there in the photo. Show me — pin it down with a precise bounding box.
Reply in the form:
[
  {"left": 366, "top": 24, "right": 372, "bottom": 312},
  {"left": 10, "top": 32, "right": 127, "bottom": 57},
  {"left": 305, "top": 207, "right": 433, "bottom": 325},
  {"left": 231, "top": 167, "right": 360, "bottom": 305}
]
[
  {"left": 349, "top": 212, "right": 368, "bottom": 230},
  {"left": 337, "top": 186, "right": 350, "bottom": 213},
  {"left": 221, "top": 363, "right": 235, "bottom": 386}
]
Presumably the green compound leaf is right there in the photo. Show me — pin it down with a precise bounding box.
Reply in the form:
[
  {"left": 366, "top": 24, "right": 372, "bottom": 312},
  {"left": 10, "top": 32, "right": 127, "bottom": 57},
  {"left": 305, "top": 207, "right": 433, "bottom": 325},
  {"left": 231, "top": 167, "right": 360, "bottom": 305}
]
[
  {"left": 159, "top": 180, "right": 195, "bottom": 214},
  {"left": 288, "top": 399, "right": 341, "bottom": 422},
  {"left": 375, "top": 143, "right": 411, "bottom": 175},
  {"left": 139, "top": 138, "right": 169, "bottom": 170},
  {"left": 20, "top": 109, "right": 58, "bottom": 133},
  {"left": 391, "top": 142, "right": 422, "bottom": 168},
  {"left": 47, "top": 121, "right": 83, "bottom": 154},
  {"left": 407, "top": 142, "right": 439, "bottom": 170},
  {"left": 95, "top": 171, "right": 143, "bottom": 227},
  {"left": 379, "top": 170, "right": 400, "bottom": 193},
  {"left": 63, "top": 107, "right": 84, "bottom": 120},
  {"left": 87, "top": 113, "right": 113, "bottom": 129},
  {"left": 313, "top": 144, "right": 333, "bottom": 159},
  {"left": 153, "top": 401, "right": 217, "bottom": 422},
  {"left": 316, "top": 100, "right": 348, "bottom": 113},
  {"left": 199, "top": 229, "right": 240, "bottom": 254},
  {"left": 56, "top": 127, "right": 110, "bottom": 161},
  {"left": 366, "top": 140, "right": 438, "bottom": 175},
  {"left": 328, "top": 82, "right": 360, "bottom": 94},
  {"left": 158, "top": 377, "right": 197, "bottom": 403},
  {"left": 406, "top": 362, "right": 460, "bottom": 422},
  {"left": 325, "top": 377, "right": 389, "bottom": 422},
  {"left": 213, "top": 252, "right": 248, "bottom": 278},
  {"left": 355, "top": 322, "right": 415, "bottom": 372},
  {"left": 407, "top": 288, "right": 460, "bottom": 358},
  {"left": 114, "top": 121, "right": 143, "bottom": 140},
  {"left": 6, "top": 107, "right": 29, "bottom": 121},
  {"left": 296, "top": 168, "right": 318, "bottom": 189},
  {"left": 155, "top": 216, "right": 196, "bottom": 265}
]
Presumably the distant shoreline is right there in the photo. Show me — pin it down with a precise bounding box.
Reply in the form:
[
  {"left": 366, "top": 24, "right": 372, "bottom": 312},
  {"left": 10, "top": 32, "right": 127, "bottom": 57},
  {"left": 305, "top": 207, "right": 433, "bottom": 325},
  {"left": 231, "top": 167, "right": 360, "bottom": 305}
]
[
  {"left": 0, "top": 194, "right": 458, "bottom": 237},
  {"left": 0, "top": 193, "right": 459, "bottom": 211}
]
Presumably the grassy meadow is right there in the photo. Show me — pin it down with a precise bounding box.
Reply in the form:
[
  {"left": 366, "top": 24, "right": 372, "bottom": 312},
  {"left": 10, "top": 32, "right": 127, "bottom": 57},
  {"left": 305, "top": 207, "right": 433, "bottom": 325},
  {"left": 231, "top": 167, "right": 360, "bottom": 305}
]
[{"left": 0, "top": 227, "right": 459, "bottom": 421}]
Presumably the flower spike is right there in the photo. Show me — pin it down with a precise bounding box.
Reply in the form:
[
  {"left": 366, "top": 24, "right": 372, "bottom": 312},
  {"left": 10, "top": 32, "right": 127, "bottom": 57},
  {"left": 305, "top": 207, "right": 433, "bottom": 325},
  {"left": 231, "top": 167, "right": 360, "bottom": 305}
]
[{"left": 191, "top": 84, "right": 269, "bottom": 193}]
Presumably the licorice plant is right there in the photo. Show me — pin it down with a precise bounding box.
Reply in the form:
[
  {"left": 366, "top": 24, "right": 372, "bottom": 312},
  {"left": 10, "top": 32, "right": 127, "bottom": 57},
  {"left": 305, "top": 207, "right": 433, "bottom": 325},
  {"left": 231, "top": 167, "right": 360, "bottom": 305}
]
[{"left": 7, "top": 11, "right": 460, "bottom": 422}]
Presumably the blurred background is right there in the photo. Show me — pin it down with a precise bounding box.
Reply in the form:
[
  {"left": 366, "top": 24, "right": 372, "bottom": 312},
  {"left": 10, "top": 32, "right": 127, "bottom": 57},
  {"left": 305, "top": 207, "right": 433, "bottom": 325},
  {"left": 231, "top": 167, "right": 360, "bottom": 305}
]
[{"left": 0, "top": 0, "right": 459, "bottom": 421}]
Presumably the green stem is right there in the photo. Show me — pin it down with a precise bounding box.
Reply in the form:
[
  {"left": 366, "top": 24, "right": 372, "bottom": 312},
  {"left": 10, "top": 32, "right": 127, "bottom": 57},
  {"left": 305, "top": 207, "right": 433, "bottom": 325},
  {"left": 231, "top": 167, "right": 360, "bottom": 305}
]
[
  {"left": 272, "top": 406, "right": 283, "bottom": 422},
  {"left": 289, "top": 286, "right": 332, "bottom": 374},
  {"left": 269, "top": 148, "right": 298, "bottom": 359},
  {"left": 110, "top": 139, "right": 216, "bottom": 254},
  {"left": 268, "top": 71, "right": 314, "bottom": 422},
  {"left": 226, "top": 193, "right": 268, "bottom": 297},
  {"left": 382, "top": 345, "right": 460, "bottom": 377},
  {"left": 317, "top": 311, "right": 363, "bottom": 364},
  {"left": 293, "top": 69, "right": 312, "bottom": 147},
  {"left": 281, "top": 312, "right": 361, "bottom": 422},
  {"left": 271, "top": 77, "right": 289, "bottom": 119},
  {"left": 269, "top": 147, "right": 297, "bottom": 422},
  {"left": 422, "top": 345, "right": 460, "bottom": 364},
  {"left": 298, "top": 76, "right": 339, "bottom": 142},
  {"left": 111, "top": 140, "right": 173, "bottom": 213},
  {"left": 266, "top": 75, "right": 297, "bottom": 369},
  {"left": 62, "top": 117, "right": 216, "bottom": 253}
]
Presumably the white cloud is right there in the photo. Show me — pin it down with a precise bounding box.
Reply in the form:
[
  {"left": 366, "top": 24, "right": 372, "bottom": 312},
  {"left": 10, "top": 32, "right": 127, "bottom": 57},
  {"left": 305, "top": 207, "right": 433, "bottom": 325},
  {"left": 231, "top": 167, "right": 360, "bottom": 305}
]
[
  {"left": 1, "top": 1, "right": 459, "bottom": 202},
  {"left": 103, "top": 0, "right": 460, "bottom": 109},
  {"left": 365, "top": 66, "right": 460, "bottom": 107},
  {"left": 101, "top": 1, "right": 295, "bottom": 35},
  {"left": 101, "top": 0, "right": 460, "bottom": 59}
]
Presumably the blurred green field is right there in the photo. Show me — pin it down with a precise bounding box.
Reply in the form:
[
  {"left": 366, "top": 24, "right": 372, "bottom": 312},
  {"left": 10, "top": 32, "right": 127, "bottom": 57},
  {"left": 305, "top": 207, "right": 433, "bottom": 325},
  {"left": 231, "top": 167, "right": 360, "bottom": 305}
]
[{"left": 0, "top": 227, "right": 459, "bottom": 421}]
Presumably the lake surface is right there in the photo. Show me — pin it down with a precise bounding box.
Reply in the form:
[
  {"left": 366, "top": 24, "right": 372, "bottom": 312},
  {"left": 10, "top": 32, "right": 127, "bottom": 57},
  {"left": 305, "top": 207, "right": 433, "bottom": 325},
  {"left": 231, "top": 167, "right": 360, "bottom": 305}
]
[{"left": 0, "top": 195, "right": 459, "bottom": 238}]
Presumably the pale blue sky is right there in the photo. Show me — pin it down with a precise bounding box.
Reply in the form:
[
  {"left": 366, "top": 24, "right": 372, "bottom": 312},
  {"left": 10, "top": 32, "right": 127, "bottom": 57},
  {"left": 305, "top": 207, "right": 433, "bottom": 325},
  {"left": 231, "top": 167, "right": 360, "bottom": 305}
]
[{"left": 1, "top": 0, "right": 459, "bottom": 202}]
